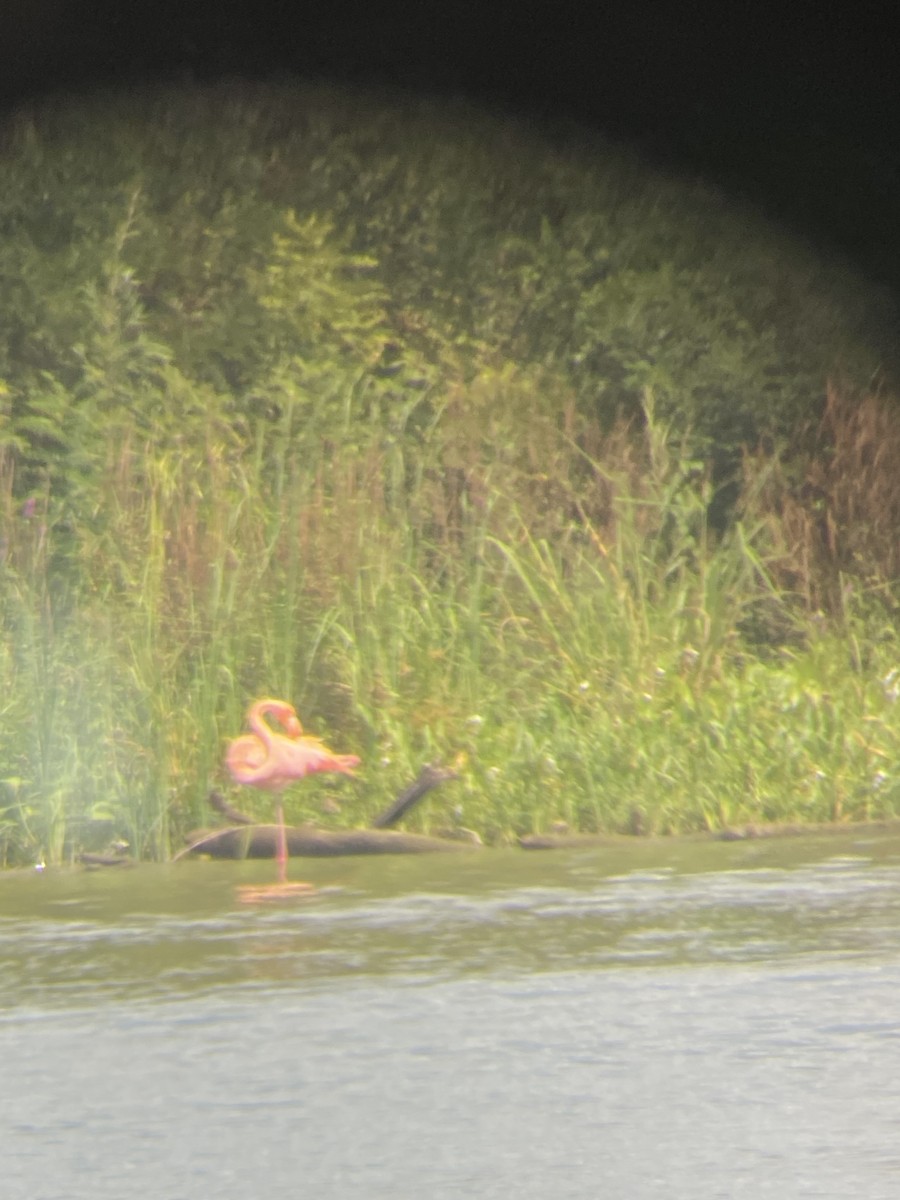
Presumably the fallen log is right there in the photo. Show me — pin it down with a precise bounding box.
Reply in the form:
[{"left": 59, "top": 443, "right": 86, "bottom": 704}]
[
  {"left": 178, "top": 823, "right": 468, "bottom": 860},
  {"left": 77, "top": 839, "right": 135, "bottom": 869},
  {"left": 519, "top": 833, "right": 613, "bottom": 850},
  {"left": 520, "top": 817, "right": 900, "bottom": 850},
  {"left": 78, "top": 850, "right": 135, "bottom": 868},
  {"left": 183, "top": 764, "right": 465, "bottom": 860}
]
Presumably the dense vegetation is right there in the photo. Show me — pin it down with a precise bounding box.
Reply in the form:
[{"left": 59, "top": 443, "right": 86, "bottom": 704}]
[{"left": 1, "top": 81, "right": 898, "bottom": 864}]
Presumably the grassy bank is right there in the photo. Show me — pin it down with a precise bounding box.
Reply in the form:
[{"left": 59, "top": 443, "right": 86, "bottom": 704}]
[
  {"left": 2, "top": 379, "right": 899, "bottom": 864},
  {"left": 0, "top": 83, "right": 898, "bottom": 864}
]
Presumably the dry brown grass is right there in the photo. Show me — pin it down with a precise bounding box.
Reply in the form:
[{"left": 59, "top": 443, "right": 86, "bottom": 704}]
[{"left": 743, "top": 381, "right": 900, "bottom": 615}]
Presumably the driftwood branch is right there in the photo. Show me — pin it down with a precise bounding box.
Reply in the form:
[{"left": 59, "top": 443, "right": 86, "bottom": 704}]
[
  {"left": 370, "top": 764, "right": 459, "bottom": 828},
  {"left": 207, "top": 790, "right": 257, "bottom": 825},
  {"left": 184, "top": 764, "right": 463, "bottom": 861}
]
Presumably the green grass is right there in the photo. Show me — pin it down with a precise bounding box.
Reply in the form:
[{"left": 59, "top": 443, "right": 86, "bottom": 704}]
[{"left": 3, "top": 383, "right": 899, "bottom": 864}]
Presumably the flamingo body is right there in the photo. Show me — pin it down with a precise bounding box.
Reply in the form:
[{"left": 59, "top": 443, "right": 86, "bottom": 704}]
[{"left": 226, "top": 699, "right": 360, "bottom": 791}]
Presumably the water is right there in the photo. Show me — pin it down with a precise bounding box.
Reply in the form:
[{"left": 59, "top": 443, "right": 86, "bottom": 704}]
[{"left": 3, "top": 831, "right": 900, "bottom": 1198}]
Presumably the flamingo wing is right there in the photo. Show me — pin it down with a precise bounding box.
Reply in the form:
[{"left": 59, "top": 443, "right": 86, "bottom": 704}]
[{"left": 284, "top": 736, "right": 361, "bottom": 779}]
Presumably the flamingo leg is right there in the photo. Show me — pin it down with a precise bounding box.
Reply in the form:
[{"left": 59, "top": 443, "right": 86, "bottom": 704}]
[{"left": 275, "top": 799, "right": 288, "bottom": 885}]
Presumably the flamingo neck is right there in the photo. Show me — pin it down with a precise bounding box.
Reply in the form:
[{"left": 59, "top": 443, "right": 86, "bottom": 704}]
[{"left": 246, "top": 701, "right": 284, "bottom": 753}]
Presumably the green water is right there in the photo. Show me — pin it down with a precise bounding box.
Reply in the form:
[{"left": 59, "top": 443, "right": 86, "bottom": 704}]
[{"left": 3, "top": 832, "right": 900, "bottom": 1198}]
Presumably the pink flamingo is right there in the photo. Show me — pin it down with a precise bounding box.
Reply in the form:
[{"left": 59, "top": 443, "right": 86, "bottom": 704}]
[{"left": 225, "top": 698, "right": 360, "bottom": 887}]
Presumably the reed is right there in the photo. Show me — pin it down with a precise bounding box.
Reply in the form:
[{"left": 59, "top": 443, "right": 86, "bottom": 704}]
[{"left": 2, "top": 377, "right": 900, "bottom": 864}]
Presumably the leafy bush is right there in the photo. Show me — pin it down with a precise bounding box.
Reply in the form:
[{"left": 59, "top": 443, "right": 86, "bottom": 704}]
[{"left": 0, "top": 82, "right": 897, "bottom": 862}]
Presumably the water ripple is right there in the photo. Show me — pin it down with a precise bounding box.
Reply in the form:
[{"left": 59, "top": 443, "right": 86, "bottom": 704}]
[{"left": 3, "top": 841, "right": 900, "bottom": 1008}]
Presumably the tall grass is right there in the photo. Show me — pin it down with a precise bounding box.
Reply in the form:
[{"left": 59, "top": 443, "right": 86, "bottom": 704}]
[{"left": 3, "top": 371, "right": 899, "bottom": 864}]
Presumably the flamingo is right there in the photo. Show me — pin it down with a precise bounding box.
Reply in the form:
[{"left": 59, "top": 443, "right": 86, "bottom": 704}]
[{"left": 225, "top": 698, "right": 360, "bottom": 892}]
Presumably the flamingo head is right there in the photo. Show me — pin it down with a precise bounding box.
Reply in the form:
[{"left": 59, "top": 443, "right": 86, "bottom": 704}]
[{"left": 281, "top": 711, "right": 303, "bottom": 738}]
